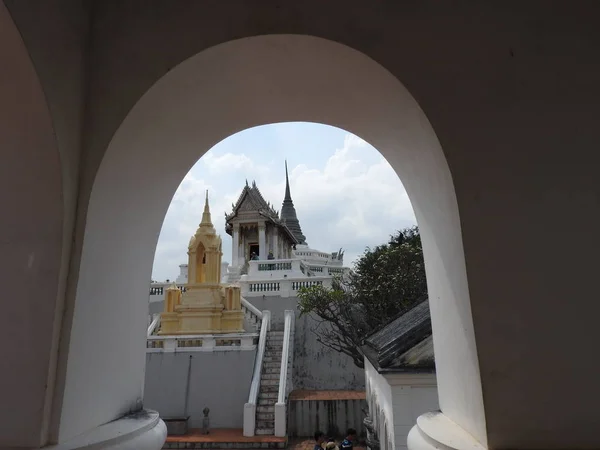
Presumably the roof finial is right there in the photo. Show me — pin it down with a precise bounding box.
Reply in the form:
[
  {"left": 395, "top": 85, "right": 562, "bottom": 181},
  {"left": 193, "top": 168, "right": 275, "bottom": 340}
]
[
  {"left": 284, "top": 160, "right": 291, "bottom": 201},
  {"left": 200, "top": 190, "right": 213, "bottom": 227}
]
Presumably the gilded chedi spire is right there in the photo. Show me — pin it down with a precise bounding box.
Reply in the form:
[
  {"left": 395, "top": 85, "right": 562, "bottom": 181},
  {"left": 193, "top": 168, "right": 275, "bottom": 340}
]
[
  {"left": 280, "top": 161, "right": 307, "bottom": 245},
  {"left": 200, "top": 190, "right": 215, "bottom": 232}
]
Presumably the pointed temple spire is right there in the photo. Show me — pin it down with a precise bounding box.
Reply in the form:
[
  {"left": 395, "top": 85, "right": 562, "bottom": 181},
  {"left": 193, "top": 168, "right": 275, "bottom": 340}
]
[
  {"left": 200, "top": 190, "right": 214, "bottom": 228},
  {"left": 284, "top": 160, "right": 292, "bottom": 201},
  {"left": 280, "top": 161, "right": 307, "bottom": 245}
]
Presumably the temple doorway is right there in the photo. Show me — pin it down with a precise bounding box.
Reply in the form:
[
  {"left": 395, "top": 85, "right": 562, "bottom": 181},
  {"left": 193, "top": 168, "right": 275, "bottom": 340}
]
[{"left": 249, "top": 243, "right": 259, "bottom": 260}]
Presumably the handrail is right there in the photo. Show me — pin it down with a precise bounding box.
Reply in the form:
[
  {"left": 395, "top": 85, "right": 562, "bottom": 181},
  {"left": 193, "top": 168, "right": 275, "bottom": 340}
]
[
  {"left": 241, "top": 297, "right": 263, "bottom": 320},
  {"left": 248, "top": 311, "right": 270, "bottom": 403},
  {"left": 147, "top": 314, "right": 161, "bottom": 337},
  {"left": 244, "top": 310, "right": 271, "bottom": 437},
  {"left": 277, "top": 310, "right": 294, "bottom": 403},
  {"left": 275, "top": 310, "right": 294, "bottom": 437}
]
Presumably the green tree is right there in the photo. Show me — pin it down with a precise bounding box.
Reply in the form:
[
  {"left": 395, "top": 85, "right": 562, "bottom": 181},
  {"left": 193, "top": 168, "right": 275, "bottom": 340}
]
[{"left": 297, "top": 226, "right": 427, "bottom": 368}]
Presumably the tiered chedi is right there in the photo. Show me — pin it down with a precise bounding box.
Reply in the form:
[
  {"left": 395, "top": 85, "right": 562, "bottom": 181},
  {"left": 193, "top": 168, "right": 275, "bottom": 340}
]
[{"left": 160, "top": 192, "right": 244, "bottom": 334}]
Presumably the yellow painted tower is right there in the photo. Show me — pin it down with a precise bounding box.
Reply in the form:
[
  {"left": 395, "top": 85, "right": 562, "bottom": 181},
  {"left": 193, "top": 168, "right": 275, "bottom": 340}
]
[{"left": 159, "top": 192, "right": 244, "bottom": 334}]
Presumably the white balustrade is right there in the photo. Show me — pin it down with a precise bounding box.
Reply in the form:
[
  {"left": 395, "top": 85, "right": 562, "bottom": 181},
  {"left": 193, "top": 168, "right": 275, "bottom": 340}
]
[
  {"left": 241, "top": 297, "right": 263, "bottom": 330},
  {"left": 240, "top": 277, "right": 332, "bottom": 298},
  {"left": 275, "top": 310, "right": 294, "bottom": 437},
  {"left": 244, "top": 310, "right": 271, "bottom": 437},
  {"left": 146, "top": 332, "right": 258, "bottom": 353}
]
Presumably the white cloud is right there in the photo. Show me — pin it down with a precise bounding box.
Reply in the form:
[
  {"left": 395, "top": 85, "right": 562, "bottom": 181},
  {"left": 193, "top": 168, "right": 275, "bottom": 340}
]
[
  {"left": 152, "top": 126, "right": 416, "bottom": 281},
  {"left": 202, "top": 152, "right": 270, "bottom": 178}
]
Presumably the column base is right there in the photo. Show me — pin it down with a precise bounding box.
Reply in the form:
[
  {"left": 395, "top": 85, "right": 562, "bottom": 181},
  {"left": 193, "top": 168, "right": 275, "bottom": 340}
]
[
  {"left": 407, "top": 412, "right": 485, "bottom": 450},
  {"left": 47, "top": 410, "right": 166, "bottom": 450}
]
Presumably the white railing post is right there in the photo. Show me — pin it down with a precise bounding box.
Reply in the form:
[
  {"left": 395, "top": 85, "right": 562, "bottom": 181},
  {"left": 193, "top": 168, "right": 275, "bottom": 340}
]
[
  {"left": 163, "top": 337, "right": 177, "bottom": 353},
  {"left": 280, "top": 279, "right": 291, "bottom": 298},
  {"left": 202, "top": 337, "right": 216, "bottom": 349},
  {"left": 241, "top": 336, "right": 254, "bottom": 350},
  {"left": 243, "top": 403, "right": 256, "bottom": 437},
  {"left": 275, "top": 310, "right": 294, "bottom": 437},
  {"left": 244, "top": 310, "right": 271, "bottom": 437}
]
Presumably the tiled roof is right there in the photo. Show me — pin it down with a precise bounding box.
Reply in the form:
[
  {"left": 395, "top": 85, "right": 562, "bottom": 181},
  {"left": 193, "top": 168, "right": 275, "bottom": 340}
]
[{"left": 361, "top": 297, "right": 434, "bottom": 372}]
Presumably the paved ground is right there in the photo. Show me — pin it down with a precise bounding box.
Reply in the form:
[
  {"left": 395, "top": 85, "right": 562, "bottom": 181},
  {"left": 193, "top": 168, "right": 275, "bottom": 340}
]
[
  {"left": 166, "top": 428, "right": 286, "bottom": 444},
  {"left": 288, "top": 438, "right": 365, "bottom": 450}
]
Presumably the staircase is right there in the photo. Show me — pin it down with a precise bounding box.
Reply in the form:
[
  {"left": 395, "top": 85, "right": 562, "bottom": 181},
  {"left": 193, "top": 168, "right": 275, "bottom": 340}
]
[{"left": 256, "top": 330, "right": 284, "bottom": 435}]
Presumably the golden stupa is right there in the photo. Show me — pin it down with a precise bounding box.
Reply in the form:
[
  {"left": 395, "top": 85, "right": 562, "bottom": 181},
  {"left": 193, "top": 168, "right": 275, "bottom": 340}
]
[{"left": 159, "top": 191, "right": 244, "bottom": 334}]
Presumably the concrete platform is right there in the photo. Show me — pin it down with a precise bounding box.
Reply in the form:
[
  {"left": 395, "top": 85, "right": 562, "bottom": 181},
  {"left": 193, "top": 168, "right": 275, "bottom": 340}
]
[{"left": 164, "top": 428, "right": 287, "bottom": 449}]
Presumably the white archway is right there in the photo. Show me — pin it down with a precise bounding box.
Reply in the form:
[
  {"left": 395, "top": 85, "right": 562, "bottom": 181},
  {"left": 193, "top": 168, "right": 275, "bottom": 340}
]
[
  {"left": 0, "top": 3, "right": 64, "bottom": 448},
  {"left": 61, "top": 35, "right": 486, "bottom": 446}
]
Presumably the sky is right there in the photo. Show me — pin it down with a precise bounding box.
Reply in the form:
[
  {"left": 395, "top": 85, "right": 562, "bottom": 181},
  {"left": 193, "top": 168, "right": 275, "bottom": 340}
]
[{"left": 152, "top": 122, "right": 416, "bottom": 281}]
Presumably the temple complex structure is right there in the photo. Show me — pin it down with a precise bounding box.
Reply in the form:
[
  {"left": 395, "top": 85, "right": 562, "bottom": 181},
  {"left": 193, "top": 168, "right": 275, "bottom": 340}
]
[
  {"left": 221, "top": 162, "right": 347, "bottom": 284},
  {"left": 159, "top": 192, "right": 244, "bottom": 334},
  {"left": 150, "top": 163, "right": 349, "bottom": 301},
  {"left": 146, "top": 167, "right": 361, "bottom": 438}
]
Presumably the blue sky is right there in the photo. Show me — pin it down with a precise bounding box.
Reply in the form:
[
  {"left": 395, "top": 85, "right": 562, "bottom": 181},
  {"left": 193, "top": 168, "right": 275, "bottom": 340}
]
[{"left": 152, "top": 122, "right": 416, "bottom": 281}]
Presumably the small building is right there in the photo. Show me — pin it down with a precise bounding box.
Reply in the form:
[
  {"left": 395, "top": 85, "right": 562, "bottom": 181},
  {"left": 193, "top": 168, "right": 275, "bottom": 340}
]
[
  {"left": 361, "top": 299, "right": 438, "bottom": 450},
  {"left": 224, "top": 179, "right": 298, "bottom": 270}
]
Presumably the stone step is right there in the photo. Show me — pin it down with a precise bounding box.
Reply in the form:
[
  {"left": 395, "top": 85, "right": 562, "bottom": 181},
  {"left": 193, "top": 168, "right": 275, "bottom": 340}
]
[
  {"left": 263, "top": 366, "right": 282, "bottom": 374},
  {"left": 260, "top": 384, "right": 279, "bottom": 393},
  {"left": 255, "top": 428, "right": 275, "bottom": 436},
  {"left": 265, "top": 343, "right": 283, "bottom": 348},
  {"left": 257, "top": 405, "right": 274, "bottom": 413},
  {"left": 258, "top": 398, "right": 276, "bottom": 406},
  {"left": 260, "top": 379, "right": 280, "bottom": 387},
  {"left": 261, "top": 373, "right": 281, "bottom": 380},
  {"left": 257, "top": 412, "right": 275, "bottom": 421},
  {"left": 257, "top": 420, "right": 275, "bottom": 429},
  {"left": 268, "top": 331, "right": 284, "bottom": 336},
  {"left": 264, "top": 361, "right": 282, "bottom": 368},
  {"left": 258, "top": 392, "right": 278, "bottom": 400}
]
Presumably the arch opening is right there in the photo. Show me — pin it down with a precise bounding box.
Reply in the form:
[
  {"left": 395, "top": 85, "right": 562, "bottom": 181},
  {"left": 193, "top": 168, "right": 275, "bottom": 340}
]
[{"left": 61, "top": 34, "right": 486, "bottom": 445}]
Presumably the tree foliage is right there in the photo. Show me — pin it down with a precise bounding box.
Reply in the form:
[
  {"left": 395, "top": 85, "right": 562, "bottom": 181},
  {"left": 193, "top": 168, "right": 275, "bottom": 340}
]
[{"left": 297, "top": 226, "right": 427, "bottom": 368}]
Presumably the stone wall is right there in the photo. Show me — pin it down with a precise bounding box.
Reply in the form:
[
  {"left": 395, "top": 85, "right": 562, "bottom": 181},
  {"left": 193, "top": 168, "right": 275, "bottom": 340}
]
[
  {"left": 144, "top": 350, "right": 255, "bottom": 429},
  {"left": 288, "top": 396, "right": 366, "bottom": 438}
]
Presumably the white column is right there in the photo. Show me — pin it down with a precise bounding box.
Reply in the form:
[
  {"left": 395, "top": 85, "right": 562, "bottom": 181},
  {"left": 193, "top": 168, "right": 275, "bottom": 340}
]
[
  {"left": 258, "top": 223, "right": 266, "bottom": 260},
  {"left": 232, "top": 224, "right": 240, "bottom": 268},
  {"left": 273, "top": 232, "right": 279, "bottom": 259},
  {"left": 407, "top": 412, "right": 485, "bottom": 450},
  {"left": 46, "top": 410, "right": 166, "bottom": 450}
]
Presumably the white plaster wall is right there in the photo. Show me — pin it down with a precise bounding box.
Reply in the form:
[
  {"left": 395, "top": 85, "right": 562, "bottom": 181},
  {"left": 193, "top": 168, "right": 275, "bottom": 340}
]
[
  {"left": 365, "top": 359, "right": 395, "bottom": 450},
  {"left": 389, "top": 376, "right": 438, "bottom": 450},
  {"left": 5, "top": 3, "right": 600, "bottom": 448},
  {"left": 144, "top": 351, "right": 254, "bottom": 429},
  {"left": 0, "top": 5, "right": 64, "bottom": 447}
]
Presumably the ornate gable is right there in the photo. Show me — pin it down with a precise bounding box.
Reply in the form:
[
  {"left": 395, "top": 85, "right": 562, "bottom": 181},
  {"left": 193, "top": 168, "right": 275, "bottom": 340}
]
[
  {"left": 225, "top": 181, "right": 279, "bottom": 222},
  {"left": 238, "top": 192, "right": 258, "bottom": 212}
]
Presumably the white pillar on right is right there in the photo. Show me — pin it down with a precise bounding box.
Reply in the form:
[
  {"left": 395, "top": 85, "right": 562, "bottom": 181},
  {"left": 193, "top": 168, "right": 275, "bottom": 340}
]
[{"left": 232, "top": 224, "right": 240, "bottom": 268}]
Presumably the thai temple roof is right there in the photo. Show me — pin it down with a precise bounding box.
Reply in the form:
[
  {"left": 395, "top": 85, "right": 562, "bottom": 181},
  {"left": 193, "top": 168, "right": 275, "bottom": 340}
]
[
  {"left": 225, "top": 179, "right": 298, "bottom": 244},
  {"left": 226, "top": 180, "right": 279, "bottom": 221},
  {"left": 280, "top": 161, "right": 307, "bottom": 245},
  {"left": 361, "top": 297, "right": 434, "bottom": 373}
]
